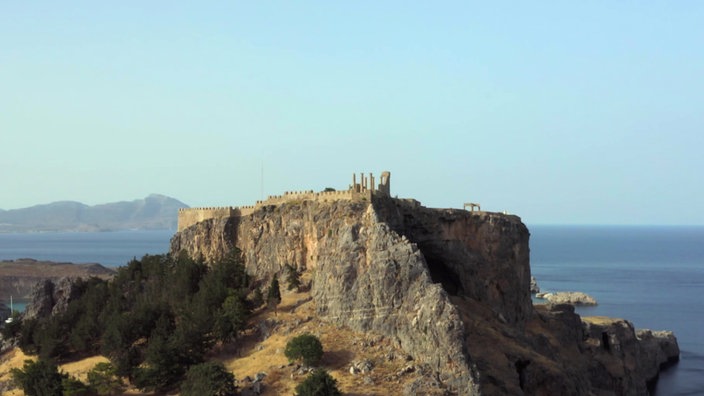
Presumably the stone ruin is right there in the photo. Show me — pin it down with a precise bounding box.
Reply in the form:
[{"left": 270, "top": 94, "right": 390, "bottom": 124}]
[{"left": 177, "top": 171, "right": 392, "bottom": 232}]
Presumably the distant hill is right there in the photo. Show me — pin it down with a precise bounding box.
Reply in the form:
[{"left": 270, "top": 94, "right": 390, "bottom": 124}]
[{"left": 0, "top": 194, "right": 189, "bottom": 232}]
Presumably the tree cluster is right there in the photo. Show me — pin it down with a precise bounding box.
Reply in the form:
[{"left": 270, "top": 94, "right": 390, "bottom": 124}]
[{"left": 13, "top": 250, "right": 252, "bottom": 393}]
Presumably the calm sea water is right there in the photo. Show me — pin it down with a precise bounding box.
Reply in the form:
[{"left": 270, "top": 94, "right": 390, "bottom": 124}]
[
  {"left": 530, "top": 225, "right": 704, "bottom": 396},
  {"left": 1, "top": 227, "right": 702, "bottom": 394},
  {"left": 0, "top": 230, "right": 173, "bottom": 311},
  {"left": 0, "top": 230, "right": 173, "bottom": 267}
]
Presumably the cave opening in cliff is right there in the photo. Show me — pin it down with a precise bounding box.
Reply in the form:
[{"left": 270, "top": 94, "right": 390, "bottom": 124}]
[
  {"left": 424, "top": 255, "right": 463, "bottom": 296},
  {"left": 515, "top": 359, "right": 530, "bottom": 391},
  {"left": 602, "top": 332, "right": 611, "bottom": 352}
]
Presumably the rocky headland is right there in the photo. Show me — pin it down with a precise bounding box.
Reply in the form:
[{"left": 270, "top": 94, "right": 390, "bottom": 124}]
[
  {"left": 0, "top": 259, "right": 115, "bottom": 301},
  {"left": 170, "top": 181, "right": 679, "bottom": 395}
]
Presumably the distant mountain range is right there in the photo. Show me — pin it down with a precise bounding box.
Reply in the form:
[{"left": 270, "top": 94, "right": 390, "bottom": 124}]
[{"left": 0, "top": 194, "right": 189, "bottom": 232}]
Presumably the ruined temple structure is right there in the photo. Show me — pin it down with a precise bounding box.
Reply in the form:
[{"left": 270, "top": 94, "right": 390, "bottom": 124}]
[{"left": 178, "top": 171, "right": 392, "bottom": 232}]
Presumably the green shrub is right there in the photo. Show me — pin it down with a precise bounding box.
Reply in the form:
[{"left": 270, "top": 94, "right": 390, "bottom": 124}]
[
  {"left": 87, "top": 362, "right": 124, "bottom": 395},
  {"left": 285, "top": 264, "right": 302, "bottom": 291},
  {"left": 285, "top": 334, "right": 323, "bottom": 366},
  {"left": 180, "top": 361, "right": 237, "bottom": 396},
  {"left": 295, "top": 369, "right": 341, "bottom": 396},
  {"left": 61, "top": 376, "right": 94, "bottom": 396}
]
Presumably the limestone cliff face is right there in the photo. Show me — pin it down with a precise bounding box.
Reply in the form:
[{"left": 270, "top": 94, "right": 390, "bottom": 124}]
[
  {"left": 172, "top": 199, "right": 481, "bottom": 393},
  {"left": 170, "top": 196, "right": 678, "bottom": 395},
  {"left": 373, "top": 198, "right": 532, "bottom": 326}
]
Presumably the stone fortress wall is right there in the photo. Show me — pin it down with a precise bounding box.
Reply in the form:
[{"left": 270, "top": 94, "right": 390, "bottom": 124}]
[{"left": 177, "top": 171, "right": 391, "bottom": 232}]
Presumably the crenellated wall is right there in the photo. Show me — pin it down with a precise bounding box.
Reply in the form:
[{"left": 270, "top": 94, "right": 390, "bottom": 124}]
[
  {"left": 177, "top": 206, "right": 239, "bottom": 232},
  {"left": 177, "top": 172, "right": 389, "bottom": 232}
]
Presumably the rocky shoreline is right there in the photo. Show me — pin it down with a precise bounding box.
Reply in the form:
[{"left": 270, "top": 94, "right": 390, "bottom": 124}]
[
  {"left": 530, "top": 276, "right": 679, "bottom": 392},
  {"left": 0, "top": 258, "right": 115, "bottom": 301},
  {"left": 530, "top": 276, "right": 598, "bottom": 305}
]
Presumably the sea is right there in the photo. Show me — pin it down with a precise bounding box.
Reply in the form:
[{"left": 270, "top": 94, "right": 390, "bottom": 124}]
[
  {"left": 530, "top": 225, "right": 704, "bottom": 396},
  {"left": 0, "top": 230, "right": 173, "bottom": 311},
  {"left": 0, "top": 226, "right": 702, "bottom": 395}
]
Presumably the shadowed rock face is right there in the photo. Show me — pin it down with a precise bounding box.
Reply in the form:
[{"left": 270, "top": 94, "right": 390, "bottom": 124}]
[
  {"left": 21, "top": 277, "right": 89, "bottom": 322},
  {"left": 372, "top": 198, "right": 532, "bottom": 326},
  {"left": 170, "top": 195, "right": 678, "bottom": 395}
]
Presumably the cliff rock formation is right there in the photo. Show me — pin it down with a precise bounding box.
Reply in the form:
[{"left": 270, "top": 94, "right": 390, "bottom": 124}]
[
  {"left": 171, "top": 194, "right": 678, "bottom": 395},
  {"left": 23, "top": 277, "right": 88, "bottom": 320}
]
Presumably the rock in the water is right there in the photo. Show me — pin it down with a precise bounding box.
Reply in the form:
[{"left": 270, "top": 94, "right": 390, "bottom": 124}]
[{"left": 542, "top": 291, "right": 597, "bottom": 305}]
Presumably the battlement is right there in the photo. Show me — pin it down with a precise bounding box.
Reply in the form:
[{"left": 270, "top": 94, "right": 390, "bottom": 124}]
[{"left": 177, "top": 171, "right": 391, "bottom": 232}]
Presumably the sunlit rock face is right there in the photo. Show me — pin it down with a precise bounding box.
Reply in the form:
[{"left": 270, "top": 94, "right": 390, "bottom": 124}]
[{"left": 171, "top": 195, "right": 677, "bottom": 395}]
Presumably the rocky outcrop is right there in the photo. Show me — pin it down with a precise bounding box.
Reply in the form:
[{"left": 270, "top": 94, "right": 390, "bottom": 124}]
[
  {"left": 170, "top": 195, "right": 678, "bottom": 395},
  {"left": 539, "top": 291, "right": 598, "bottom": 305},
  {"left": 581, "top": 317, "right": 680, "bottom": 394},
  {"left": 23, "top": 278, "right": 86, "bottom": 320},
  {"left": 636, "top": 329, "right": 680, "bottom": 385}
]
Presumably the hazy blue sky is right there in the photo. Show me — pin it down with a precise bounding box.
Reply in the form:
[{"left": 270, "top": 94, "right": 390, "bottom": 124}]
[{"left": 2, "top": 2, "right": 702, "bottom": 225}]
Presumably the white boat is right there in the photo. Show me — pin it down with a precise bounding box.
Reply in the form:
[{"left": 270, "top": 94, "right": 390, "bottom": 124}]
[{"left": 4, "top": 296, "right": 13, "bottom": 324}]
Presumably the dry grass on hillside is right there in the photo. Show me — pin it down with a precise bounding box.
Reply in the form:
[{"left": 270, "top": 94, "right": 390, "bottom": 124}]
[
  {"left": 0, "top": 348, "right": 32, "bottom": 396},
  {"left": 216, "top": 287, "right": 420, "bottom": 396},
  {"left": 1, "top": 284, "right": 423, "bottom": 396},
  {"left": 581, "top": 316, "right": 622, "bottom": 326}
]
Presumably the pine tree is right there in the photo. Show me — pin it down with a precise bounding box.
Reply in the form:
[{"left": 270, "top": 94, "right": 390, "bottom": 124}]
[
  {"left": 285, "top": 264, "right": 302, "bottom": 291},
  {"left": 266, "top": 275, "right": 282, "bottom": 314},
  {"left": 295, "top": 369, "right": 341, "bottom": 396}
]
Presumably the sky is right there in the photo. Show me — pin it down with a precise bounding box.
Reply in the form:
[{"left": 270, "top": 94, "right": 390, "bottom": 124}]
[{"left": 2, "top": 2, "right": 703, "bottom": 225}]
